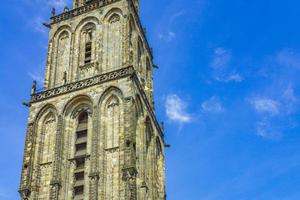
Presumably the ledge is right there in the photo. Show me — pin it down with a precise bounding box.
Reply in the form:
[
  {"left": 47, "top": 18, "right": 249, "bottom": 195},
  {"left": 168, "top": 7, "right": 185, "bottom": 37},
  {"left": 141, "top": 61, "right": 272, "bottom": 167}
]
[
  {"left": 30, "top": 65, "right": 164, "bottom": 139},
  {"left": 31, "top": 66, "right": 134, "bottom": 103}
]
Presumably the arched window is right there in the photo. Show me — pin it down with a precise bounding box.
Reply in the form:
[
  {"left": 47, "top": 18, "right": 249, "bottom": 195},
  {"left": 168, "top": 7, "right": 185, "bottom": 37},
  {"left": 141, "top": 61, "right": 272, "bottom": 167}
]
[
  {"left": 55, "top": 31, "right": 70, "bottom": 86},
  {"left": 103, "top": 95, "right": 121, "bottom": 200},
  {"left": 107, "top": 13, "right": 122, "bottom": 70},
  {"left": 106, "top": 96, "right": 120, "bottom": 148},
  {"left": 73, "top": 112, "right": 88, "bottom": 199},
  {"left": 80, "top": 23, "right": 96, "bottom": 66}
]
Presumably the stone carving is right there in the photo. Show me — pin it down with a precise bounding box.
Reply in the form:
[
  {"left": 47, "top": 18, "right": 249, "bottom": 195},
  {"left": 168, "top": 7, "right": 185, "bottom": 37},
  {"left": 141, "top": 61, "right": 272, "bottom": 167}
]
[
  {"left": 21, "top": 0, "right": 167, "bottom": 199},
  {"left": 31, "top": 66, "right": 134, "bottom": 102}
]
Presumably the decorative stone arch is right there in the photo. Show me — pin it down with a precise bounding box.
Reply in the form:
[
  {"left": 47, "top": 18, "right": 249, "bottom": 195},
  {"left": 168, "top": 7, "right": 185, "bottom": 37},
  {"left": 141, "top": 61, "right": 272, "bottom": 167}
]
[
  {"left": 50, "top": 25, "right": 73, "bottom": 87},
  {"left": 102, "top": 8, "right": 124, "bottom": 71},
  {"left": 103, "top": 7, "right": 124, "bottom": 23},
  {"left": 52, "top": 25, "right": 72, "bottom": 42},
  {"left": 74, "top": 16, "right": 100, "bottom": 32},
  {"left": 34, "top": 104, "right": 58, "bottom": 137},
  {"left": 60, "top": 95, "right": 94, "bottom": 199},
  {"left": 31, "top": 104, "right": 58, "bottom": 200},
  {"left": 98, "top": 86, "right": 124, "bottom": 105},
  {"left": 63, "top": 94, "right": 94, "bottom": 117},
  {"left": 73, "top": 17, "right": 100, "bottom": 80},
  {"left": 98, "top": 86, "right": 124, "bottom": 199}
]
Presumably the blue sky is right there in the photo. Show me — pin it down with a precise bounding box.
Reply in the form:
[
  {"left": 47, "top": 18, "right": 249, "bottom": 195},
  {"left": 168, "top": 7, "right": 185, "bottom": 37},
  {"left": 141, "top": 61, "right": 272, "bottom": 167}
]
[{"left": 1, "top": 0, "right": 300, "bottom": 199}]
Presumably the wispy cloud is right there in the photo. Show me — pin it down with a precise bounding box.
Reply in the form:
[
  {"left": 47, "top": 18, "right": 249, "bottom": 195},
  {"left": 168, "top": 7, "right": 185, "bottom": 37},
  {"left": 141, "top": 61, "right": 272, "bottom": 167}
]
[
  {"left": 255, "top": 120, "right": 281, "bottom": 139},
  {"left": 157, "top": 10, "right": 185, "bottom": 42},
  {"left": 277, "top": 49, "right": 300, "bottom": 69},
  {"left": 28, "top": 71, "right": 44, "bottom": 86},
  {"left": 158, "top": 31, "right": 176, "bottom": 42},
  {"left": 210, "top": 47, "right": 243, "bottom": 82},
  {"left": 249, "top": 97, "right": 280, "bottom": 116},
  {"left": 201, "top": 96, "right": 224, "bottom": 113},
  {"left": 165, "top": 94, "right": 192, "bottom": 123}
]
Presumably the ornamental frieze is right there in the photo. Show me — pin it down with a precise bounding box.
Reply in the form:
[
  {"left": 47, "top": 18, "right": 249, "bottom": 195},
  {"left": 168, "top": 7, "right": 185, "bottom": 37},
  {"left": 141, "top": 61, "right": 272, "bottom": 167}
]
[{"left": 31, "top": 66, "right": 134, "bottom": 103}]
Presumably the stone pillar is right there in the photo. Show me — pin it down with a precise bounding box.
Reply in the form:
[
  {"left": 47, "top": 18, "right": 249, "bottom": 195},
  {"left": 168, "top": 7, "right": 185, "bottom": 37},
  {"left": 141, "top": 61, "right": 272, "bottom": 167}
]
[
  {"left": 122, "top": 97, "right": 137, "bottom": 200},
  {"left": 19, "top": 123, "right": 34, "bottom": 200},
  {"left": 89, "top": 106, "right": 99, "bottom": 200},
  {"left": 49, "top": 115, "right": 63, "bottom": 200}
]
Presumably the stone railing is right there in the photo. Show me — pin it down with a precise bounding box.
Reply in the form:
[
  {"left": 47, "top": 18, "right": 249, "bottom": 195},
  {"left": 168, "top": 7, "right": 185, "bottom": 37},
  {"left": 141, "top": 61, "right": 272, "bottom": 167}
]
[
  {"left": 50, "top": 0, "right": 121, "bottom": 24},
  {"left": 31, "top": 66, "right": 134, "bottom": 103}
]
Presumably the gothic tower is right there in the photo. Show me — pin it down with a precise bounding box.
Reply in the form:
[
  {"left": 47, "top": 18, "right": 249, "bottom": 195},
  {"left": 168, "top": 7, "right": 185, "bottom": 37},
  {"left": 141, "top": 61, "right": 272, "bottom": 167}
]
[{"left": 19, "top": 0, "right": 166, "bottom": 199}]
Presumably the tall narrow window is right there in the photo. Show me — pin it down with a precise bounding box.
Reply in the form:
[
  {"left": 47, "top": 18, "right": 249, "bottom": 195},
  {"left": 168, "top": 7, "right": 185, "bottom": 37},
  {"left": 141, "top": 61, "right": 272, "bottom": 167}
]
[
  {"left": 73, "top": 112, "right": 88, "bottom": 200},
  {"left": 84, "top": 32, "right": 93, "bottom": 64},
  {"left": 80, "top": 23, "right": 96, "bottom": 66}
]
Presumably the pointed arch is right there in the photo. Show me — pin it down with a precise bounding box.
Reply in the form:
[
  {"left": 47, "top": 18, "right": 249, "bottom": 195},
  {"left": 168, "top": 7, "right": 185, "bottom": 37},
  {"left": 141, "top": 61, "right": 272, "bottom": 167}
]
[
  {"left": 33, "top": 104, "right": 58, "bottom": 200},
  {"left": 98, "top": 86, "right": 124, "bottom": 200},
  {"left": 63, "top": 94, "right": 93, "bottom": 117},
  {"left": 73, "top": 17, "right": 100, "bottom": 80},
  {"left": 103, "top": 8, "right": 123, "bottom": 71},
  {"left": 103, "top": 8, "right": 124, "bottom": 22},
  {"left": 49, "top": 25, "right": 72, "bottom": 87},
  {"left": 74, "top": 16, "right": 100, "bottom": 32}
]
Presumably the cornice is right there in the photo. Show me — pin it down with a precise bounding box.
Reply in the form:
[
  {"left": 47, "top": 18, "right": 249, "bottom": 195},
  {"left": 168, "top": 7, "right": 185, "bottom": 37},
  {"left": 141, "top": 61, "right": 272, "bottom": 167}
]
[{"left": 31, "top": 66, "right": 134, "bottom": 103}]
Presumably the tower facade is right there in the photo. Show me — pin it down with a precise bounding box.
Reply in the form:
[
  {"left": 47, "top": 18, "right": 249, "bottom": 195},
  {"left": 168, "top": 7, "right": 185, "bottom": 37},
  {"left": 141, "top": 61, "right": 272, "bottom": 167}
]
[{"left": 19, "top": 0, "right": 166, "bottom": 200}]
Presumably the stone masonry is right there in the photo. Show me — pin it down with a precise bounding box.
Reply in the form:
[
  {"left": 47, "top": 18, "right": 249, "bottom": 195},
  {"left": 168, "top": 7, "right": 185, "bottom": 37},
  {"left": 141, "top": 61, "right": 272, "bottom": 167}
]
[{"left": 19, "top": 0, "right": 166, "bottom": 199}]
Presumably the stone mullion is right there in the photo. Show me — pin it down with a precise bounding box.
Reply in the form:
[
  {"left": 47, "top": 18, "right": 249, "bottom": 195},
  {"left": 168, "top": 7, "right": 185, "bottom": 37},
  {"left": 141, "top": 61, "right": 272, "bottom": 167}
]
[
  {"left": 49, "top": 115, "right": 63, "bottom": 200},
  {"left": 89, "top": 106, "right": 99, "bottom": 200},
  {"left": 19, "top": 123, "right": 34, "bottom": 200}
]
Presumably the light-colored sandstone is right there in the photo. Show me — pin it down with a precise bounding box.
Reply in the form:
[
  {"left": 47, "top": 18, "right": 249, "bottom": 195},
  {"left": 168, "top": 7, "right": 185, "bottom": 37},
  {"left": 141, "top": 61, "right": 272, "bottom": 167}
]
[{"left": 19, "top": 1, "right": 165, "bottom": 200}]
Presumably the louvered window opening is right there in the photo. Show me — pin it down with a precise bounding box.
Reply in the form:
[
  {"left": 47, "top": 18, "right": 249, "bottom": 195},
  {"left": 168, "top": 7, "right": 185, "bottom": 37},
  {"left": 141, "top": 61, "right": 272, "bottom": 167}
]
[{"left": 74, "top": 112, "right": 88, "bottom": 200}]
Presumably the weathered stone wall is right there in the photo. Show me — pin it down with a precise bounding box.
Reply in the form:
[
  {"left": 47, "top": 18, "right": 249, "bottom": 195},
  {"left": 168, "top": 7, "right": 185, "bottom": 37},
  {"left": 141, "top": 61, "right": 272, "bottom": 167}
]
[{"left": 19, "top": 1, "right": 165, "bottom": 199}]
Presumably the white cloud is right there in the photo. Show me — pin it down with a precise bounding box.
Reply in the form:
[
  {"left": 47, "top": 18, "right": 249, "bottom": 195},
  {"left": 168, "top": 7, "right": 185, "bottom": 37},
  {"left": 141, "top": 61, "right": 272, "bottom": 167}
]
[
  {"left": 210, "top": 47, "right": 243, "bottom": 83},
  {"left": 158, "top": 31, "right": 176, "bottom": 41},
  {"left": 202, "top": 96, "right": 224, "bottom": 113},
  {"left": 165, "top": 94, "right": 191, "bottom": 123},
  {"left": 250, "top": 97, "right": 280, "bottom": 116}
]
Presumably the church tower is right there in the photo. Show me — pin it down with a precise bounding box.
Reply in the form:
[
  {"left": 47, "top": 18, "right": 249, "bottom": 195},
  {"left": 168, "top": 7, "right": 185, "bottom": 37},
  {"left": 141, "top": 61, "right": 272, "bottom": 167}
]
[{"left": 19, "top": 0, "right": 166, "bottom": 199}]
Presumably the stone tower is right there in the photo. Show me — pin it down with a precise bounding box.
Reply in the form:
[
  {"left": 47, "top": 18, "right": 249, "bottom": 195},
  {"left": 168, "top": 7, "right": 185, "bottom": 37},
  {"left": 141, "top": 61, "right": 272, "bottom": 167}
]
[{"left": 19, "top": 0, "right": 166, "bottom": 199}]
